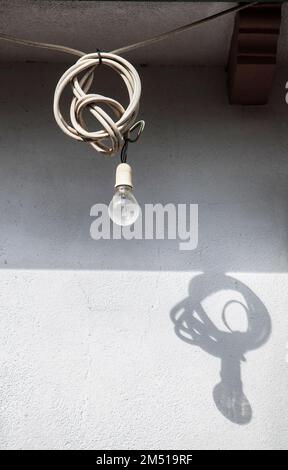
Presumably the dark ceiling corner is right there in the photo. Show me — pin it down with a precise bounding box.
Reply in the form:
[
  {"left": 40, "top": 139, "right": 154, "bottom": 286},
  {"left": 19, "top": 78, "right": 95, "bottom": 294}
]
[{"left": 228, "top": 2, "right": 282, "bottom": 105}]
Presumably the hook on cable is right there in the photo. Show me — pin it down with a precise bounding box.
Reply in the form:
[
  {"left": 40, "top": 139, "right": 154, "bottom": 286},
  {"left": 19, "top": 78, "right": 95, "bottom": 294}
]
[{"left": 120, "top": 120, "right": 145, "bottom": 163}]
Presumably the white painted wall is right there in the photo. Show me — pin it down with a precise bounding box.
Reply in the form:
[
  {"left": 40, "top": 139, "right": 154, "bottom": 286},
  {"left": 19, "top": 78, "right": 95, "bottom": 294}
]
[{"left": 0, "top": 63, "right": 288, "bottom": 450}]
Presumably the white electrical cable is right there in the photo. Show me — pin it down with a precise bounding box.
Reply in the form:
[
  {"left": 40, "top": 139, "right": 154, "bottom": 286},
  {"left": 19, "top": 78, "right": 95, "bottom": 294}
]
[
  {"left": 0, "top": 1, "right": 258, "bottom": 156},
  {"left": 0, "top": 2, "right": 258, "bottom": 58},
  {"left": 54, "top": 52, "right": 142, "bottom": 155}
]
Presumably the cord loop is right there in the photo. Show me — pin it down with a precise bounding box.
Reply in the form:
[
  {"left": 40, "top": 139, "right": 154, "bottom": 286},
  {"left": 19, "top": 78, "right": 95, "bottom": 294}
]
[
  {"left": 126, "top": 120, "right": 145, "bottom": 143},
  {"left": 120, "top": 120, "right": 145, "bottom": 163},
  {"left": 53, "top": 52, "right": 142, "bottom": 156}
]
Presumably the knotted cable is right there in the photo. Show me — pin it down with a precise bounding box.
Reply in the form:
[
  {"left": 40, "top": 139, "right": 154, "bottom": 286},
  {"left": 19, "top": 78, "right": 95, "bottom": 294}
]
[
  {"left": 53, "top": 52, "right": 142, "bottom": 156},
  {"left": 0, "top": 2, "right": 258, "bottom": 156}
]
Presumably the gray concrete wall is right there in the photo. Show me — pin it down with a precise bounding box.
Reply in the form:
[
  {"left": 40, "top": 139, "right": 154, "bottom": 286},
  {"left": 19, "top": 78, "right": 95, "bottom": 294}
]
[{"left": 0, "top": 63, "right": 288, "bottom": 449}]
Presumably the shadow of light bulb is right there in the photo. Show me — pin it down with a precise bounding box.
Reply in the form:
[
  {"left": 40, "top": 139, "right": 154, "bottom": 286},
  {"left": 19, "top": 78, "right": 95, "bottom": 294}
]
[
  {"left": 170, "top": 274, "right": 271, "bottom": 425},
  {"left": 212, "top": 300, "right": 252, "bottom": 424}
]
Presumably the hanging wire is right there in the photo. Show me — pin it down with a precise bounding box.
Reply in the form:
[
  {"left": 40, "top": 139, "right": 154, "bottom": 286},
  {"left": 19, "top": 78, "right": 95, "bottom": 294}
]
[
  {"left": 120, "top": 120, "right": 145, "bottom": 162},
  {"left": 0, "top": 2, "right": 258, "bottom": 59}
]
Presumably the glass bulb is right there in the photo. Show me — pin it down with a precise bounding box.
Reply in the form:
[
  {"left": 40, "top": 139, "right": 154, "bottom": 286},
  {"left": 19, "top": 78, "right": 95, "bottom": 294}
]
[{"left": 108, "top": 185, "right": 140, "bottom": 226}]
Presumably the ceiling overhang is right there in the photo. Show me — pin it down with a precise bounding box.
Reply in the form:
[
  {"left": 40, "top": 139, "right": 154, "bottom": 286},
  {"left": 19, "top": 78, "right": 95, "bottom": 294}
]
[{"left": 228, "top": 2, "right": 282, "bottom": 105}]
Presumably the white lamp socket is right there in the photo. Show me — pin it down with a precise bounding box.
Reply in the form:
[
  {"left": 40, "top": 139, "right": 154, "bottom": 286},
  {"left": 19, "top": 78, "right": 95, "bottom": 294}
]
[{"left": 115, "top": 163, "right": 133, "bottom": 188}]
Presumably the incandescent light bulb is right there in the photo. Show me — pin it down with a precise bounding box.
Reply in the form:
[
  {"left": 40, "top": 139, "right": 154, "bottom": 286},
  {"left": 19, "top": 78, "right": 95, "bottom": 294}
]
[{"left": 108, "top": 163, "right": 140, "bottom": 227}]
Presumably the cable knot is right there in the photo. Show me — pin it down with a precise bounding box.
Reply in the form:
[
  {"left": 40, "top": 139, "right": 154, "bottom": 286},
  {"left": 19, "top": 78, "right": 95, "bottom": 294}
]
[{"left": 53, "top": 52, "right": 143, "bottom": 156}]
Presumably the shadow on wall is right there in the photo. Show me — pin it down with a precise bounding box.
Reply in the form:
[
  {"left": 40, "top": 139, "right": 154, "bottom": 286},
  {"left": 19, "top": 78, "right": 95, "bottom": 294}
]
[{"left": 170, "top": 273, "right": 271, "bottom": 425}]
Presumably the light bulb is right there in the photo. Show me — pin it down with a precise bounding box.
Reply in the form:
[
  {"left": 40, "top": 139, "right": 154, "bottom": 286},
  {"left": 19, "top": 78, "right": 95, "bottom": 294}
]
[
  {"left": 108, "top": 163, "right": 140, "bottom": 227},
  {"left": 108, "top": 185, "right": 140, "bottom": 226}
]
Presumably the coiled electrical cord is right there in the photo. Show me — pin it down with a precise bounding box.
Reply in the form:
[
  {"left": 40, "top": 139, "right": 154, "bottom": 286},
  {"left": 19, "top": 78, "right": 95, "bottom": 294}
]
[
  {"left": 0, "top": 2, "right": 258, "bottom": 156},
  {"left": 53, "top": 52, "right": 142, "bottom": 155}
]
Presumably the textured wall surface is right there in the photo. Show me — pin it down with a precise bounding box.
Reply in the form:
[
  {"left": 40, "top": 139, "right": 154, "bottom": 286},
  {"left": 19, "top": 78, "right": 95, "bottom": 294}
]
[{"left": 0, "top": 64, "right": 288, "bottom": 449}]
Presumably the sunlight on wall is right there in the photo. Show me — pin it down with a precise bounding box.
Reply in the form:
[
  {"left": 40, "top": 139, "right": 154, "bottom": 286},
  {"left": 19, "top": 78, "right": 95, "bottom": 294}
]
[{"left": 0, "top": 269, "right": 287, "bottom": 449}]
